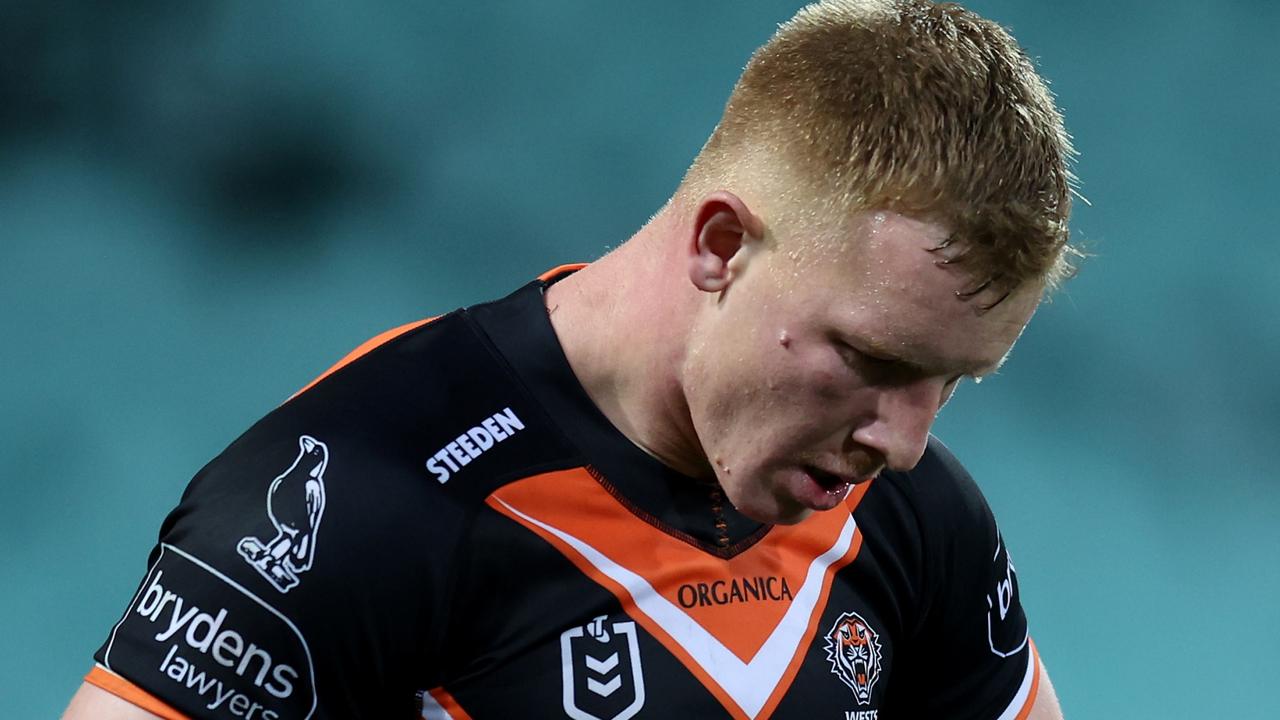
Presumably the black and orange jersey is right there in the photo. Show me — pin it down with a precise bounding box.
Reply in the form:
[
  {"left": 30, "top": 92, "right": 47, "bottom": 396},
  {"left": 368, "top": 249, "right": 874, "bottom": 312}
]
[{"left": 90, "top": 267, "right": 1042, "bottom": 720}]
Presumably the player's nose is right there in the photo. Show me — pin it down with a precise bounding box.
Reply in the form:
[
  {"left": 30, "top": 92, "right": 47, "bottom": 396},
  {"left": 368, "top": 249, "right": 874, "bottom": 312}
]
[{"left": 850, "top": 380, "right": 941, "bottom": 472}]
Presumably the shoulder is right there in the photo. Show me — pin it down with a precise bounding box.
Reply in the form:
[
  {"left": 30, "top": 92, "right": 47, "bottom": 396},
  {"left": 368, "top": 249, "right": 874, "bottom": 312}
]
[
  {"left": 94, "top": 310, "right": 586, "bottom": 716},
  {"left": 244, "top": 309, "right": 582, "bottom": 504},
  {"left": 854, "top": 435, "right": 1011, "bottom": 630},
  {"left": 861, "top": 438, "right": 1036, "bottom": 716},
  {"left": 872, "top": 435, "right": 997, "bottom": 540},
  {"left": 166, "top": 310, "right": 588, "bottom": 570},
  {"left": 165, "top": 308, "right": 585, "bottom": 582},
  {"left": 881, "top": 436, "right": 1029, "bottom": 651}
]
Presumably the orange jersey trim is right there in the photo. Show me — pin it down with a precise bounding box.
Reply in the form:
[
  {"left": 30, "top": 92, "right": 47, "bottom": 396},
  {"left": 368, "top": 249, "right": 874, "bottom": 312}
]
[
  {"left": 289, "top": 316, "right": 439, "bottom": 401},
  {"left": 84, "top": 665, "right": 189, "bottom": 720},
  {"left": 537, "top": 263, "right": 588, "bottom": 282},
  {"left": 289, "top": 265, "right": 585, "bottom": 402},
  {"left": 488, "top": 469, "right": 872, "bottom": 719},
  {"left": 1013, "top": 639, "right": 1043, "bottom": 720}
]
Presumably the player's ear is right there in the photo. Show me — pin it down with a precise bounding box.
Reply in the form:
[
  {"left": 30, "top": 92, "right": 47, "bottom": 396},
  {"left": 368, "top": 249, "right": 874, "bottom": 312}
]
[{"left": 687, "top": 191, "right": 765, "bottom": 294}]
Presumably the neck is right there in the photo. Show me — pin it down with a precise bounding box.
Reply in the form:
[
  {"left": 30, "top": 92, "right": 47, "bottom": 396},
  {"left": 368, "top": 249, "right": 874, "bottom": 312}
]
[{"left": 544, "top": 208, "right": 713, "bottom": 480}]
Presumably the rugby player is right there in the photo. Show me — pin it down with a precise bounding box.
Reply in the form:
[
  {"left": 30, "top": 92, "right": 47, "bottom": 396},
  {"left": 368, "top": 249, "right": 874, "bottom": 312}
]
[{"left": 65, "top": 1, "right": 1073, "bottom": 717}]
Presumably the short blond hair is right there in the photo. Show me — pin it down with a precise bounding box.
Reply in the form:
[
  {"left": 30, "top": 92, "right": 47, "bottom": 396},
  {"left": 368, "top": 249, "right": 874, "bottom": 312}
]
[{"left": 679, "top": 0, "right": 1079, "bottom": 293}]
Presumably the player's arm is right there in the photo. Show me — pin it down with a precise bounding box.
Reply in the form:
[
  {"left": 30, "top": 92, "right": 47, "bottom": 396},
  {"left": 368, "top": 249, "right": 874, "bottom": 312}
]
[
  {"left": 1028, "top": 660, "right": 1064, "bottom": 719},
  {"left": 62, "top": 681, "right": 168, "bottom": 720},
  {"left": 77, "top": 430, "right": 463, "bottom": 719}
]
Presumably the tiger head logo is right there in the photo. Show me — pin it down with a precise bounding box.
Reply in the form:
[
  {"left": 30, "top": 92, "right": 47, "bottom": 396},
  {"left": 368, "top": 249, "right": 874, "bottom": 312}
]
[{"left": 824, "top": 611, "right": 883, "bottom": 705}]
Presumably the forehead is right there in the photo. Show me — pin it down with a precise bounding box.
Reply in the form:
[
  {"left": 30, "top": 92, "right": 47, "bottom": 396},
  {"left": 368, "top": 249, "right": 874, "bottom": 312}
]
[{"left": 790, "top": 211, "right": 1042, "bottom": 374}]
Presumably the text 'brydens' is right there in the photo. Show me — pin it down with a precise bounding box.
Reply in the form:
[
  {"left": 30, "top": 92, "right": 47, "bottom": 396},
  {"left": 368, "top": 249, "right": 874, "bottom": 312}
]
[{"left": 135, "top": 570, "right": 298, "bottom": 718}]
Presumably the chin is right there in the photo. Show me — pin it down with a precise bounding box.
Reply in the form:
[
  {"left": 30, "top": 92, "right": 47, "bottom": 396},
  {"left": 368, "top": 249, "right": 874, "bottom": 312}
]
[
  {"left": 762, "top": 506, "right": 815, "bottom": 526},
  {"left": 726, "top": 487, "right": 813, "bottom": 526}
]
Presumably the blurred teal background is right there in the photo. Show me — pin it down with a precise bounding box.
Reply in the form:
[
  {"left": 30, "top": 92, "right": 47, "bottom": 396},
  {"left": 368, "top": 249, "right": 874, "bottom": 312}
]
[{"left": 2, "top": 1, "right": 1276, "bottom": 717}]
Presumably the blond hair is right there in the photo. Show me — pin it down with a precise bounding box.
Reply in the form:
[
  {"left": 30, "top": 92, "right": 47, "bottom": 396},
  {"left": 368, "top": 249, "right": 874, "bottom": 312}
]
[{"left": 679, "top": 0, "right": 1079, "bottom": 293}]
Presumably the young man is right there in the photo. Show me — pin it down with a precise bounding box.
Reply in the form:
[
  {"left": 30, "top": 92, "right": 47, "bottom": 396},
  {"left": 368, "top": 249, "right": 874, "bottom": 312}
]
[{"left": 65, "top": 1, "right": 1073, "bottom": 717}]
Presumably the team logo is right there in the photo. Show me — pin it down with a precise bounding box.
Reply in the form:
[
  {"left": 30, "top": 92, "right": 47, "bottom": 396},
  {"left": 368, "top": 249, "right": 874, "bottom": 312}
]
[
  {"left": 237, "top": 435, "right": 329, "bottom": 593},
  {"left": 824, "top": 611, "right": 883, "bottom": 705},
  {"left": 560, "top": 615, "right": 645, "bottom": 720}
]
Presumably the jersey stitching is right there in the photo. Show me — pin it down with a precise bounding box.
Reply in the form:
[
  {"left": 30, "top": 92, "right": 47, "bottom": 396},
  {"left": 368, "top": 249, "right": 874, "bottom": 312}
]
[
  {"left": 585, "top": 465, "right": 773, "bottom": 559},
  {"left": 491, "top": 493, "right": 862, "bottom": 718}
]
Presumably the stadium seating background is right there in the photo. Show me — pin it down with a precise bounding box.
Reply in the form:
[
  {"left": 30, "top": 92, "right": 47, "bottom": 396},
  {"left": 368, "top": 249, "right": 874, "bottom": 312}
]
[{"left": 2, "top": 1, "right": 1276, "bottom": 716}]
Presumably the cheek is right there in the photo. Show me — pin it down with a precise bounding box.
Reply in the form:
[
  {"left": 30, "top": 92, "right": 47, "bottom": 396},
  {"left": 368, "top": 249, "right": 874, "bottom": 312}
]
[
  {"left": 777, "top": 346, "right": 853, "bottom": 402},
  {"left": 690, "top": 328, "right": 853, "bottom": 441},
  {"left": 684, "top": 345, "right": 771, "bottom": 430},
  {"left": 744, "top": 343, "right": 831, "bottom": 406},
  {"left": 734, "top": 352, "right": 856, "bottom": 452},
  {"left": 810, "top": 366, "right": 849, "bottom": 402}
]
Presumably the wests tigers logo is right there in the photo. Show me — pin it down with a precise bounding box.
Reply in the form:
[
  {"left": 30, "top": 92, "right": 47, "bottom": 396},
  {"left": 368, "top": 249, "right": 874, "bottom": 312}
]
[{"left": 824, "top": 611, "right": 883, "bottom": 705}]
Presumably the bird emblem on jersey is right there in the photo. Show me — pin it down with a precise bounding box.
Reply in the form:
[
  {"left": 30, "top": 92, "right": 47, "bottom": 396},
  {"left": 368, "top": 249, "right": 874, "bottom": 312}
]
[
  {"left": 237, "top": 435, "right": 329, "bottom": 593},
  {"left": 824, "top": 610, "right": 883, "bottom": 705}
]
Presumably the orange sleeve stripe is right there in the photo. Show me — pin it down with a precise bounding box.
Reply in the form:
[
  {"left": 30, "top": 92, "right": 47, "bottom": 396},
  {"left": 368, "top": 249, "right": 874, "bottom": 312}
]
[
  {"left": 537, "top": 263, "right": 588, "bottom": 282},
  {"left": 1013, "top": 638, "right": 1043, "bottom": 720},
  {"left": 84, "top": 666, "right": 189, "bottom": 720},
  {"left": 288, "top": 316, "right": 439, "bottom": 401},
  {"left": 289, "top": 265, "right": 584, "bottom": 402}
]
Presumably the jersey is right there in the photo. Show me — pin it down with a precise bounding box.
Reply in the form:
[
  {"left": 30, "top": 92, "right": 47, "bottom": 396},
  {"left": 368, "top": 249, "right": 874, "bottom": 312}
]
[{"left": 89, "top": 266, "right": 1042, "bottom": 720}]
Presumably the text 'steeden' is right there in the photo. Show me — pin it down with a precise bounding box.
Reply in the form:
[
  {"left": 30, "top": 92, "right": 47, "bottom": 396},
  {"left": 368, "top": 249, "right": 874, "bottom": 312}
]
[{"left": 426, "top": 407, "right": 525, "bottom": 483}]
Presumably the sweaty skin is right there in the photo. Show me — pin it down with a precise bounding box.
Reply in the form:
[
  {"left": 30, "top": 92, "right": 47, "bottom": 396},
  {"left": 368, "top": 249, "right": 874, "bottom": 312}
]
[
  {"left": 684, "top": 210, "right": 1040, "bottom": 524},
  {"left": 541, "top": 196, "right": 1063, "bottom": 718},
  {"left": 63, "top": 198, "right": 1063, "bottom": 720},
  {"left": 547, "top": 199, "right": 1040, "bottom": 526}
]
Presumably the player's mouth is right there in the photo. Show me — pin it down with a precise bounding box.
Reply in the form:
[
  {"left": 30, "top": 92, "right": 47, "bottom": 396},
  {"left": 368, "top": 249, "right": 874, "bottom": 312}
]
[{"left": 792, "top": 464, "right": 858, "bottom": 511}]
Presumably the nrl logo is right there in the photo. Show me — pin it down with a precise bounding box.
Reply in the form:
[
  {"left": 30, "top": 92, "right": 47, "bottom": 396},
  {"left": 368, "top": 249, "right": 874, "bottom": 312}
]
[
  {"left": 559, "top": 615, "right": 645, "bottom": 720},
  {"left": 824, "top": 610, "right": 883, "bottom": 705},
  {"left": 237, "top": 435, "right": 329, "bottom": 593}
]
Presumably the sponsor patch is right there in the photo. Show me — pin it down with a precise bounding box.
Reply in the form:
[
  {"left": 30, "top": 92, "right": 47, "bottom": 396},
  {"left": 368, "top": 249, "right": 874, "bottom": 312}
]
[
  {"left": 560, "top": 615, "right": 645, "bottom": 720},
  {"left": 104, "top": 545, "right": 317, "bottom": 720},
  {"left": 986, "top": 531, "right": 1029, "bottom": 658},
  {"left": 425, "top": 407, "right": 525, "bottom": 483},
  {"left": 674, "top": 575, "right": 793, "bottom": 608},
  {"left": 237, "top": 436, "right": 329, "bottom": 593},
  {"left": 824, "top": 611, "right": 883, "bottom": 706}
]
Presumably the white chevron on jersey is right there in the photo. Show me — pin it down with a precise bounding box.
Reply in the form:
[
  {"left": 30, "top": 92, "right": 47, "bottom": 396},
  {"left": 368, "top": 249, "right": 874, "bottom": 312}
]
[{"left": 493, "top": 497, "right": 859, "bottom": 718}]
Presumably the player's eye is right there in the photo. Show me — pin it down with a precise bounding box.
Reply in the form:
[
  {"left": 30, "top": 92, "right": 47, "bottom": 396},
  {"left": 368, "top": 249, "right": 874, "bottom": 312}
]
[
  {"left": 837, "top": 343, "right": 906, "bottom": 380},
  {"left": 857, "top": 349, "right": 897, "bottom": 367},
  {"left": 836, "top": 341, "right": 885, "bottom": 367}
]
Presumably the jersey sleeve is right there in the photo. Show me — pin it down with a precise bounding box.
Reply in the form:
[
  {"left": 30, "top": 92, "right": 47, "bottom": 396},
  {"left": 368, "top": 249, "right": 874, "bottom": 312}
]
[
  {"left": 890, "top": 438, "right": 1040, "bottom": 719},
  {"left": 92, "top": 425, "right": 465, "bottom": 720},
  {"left": 90, "top": 309, "right": 581, "bottom": 719},
  {"left": 90, "top": 317, "right": 482, "bottom": 720}
]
